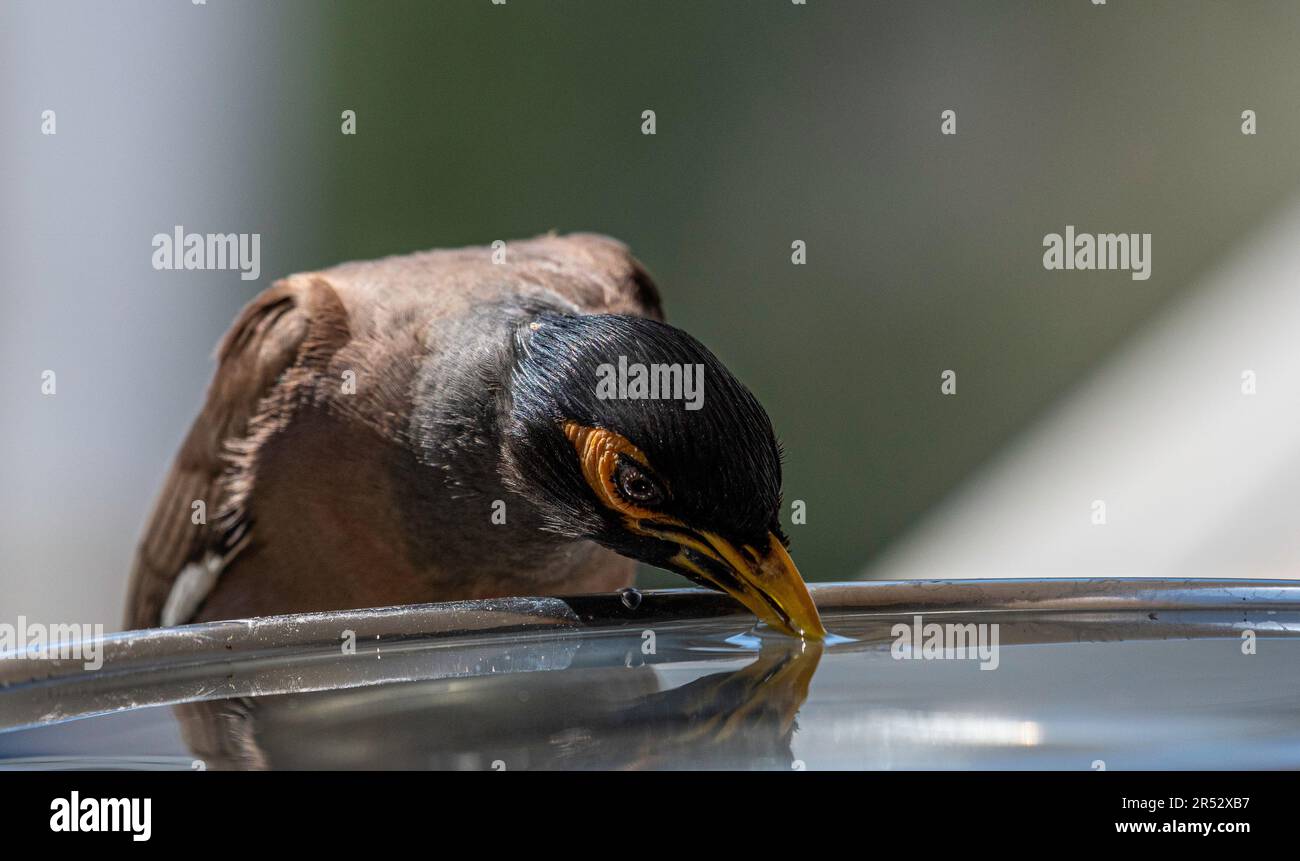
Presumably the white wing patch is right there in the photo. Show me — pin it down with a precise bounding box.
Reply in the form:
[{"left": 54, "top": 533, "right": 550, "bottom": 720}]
[{"left": 161, "top": 554, "right": 224, "bottom": 626}]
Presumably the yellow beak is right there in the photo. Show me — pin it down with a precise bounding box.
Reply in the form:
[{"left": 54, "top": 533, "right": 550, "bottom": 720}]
[{"left": 674, "top": 530, "right": 826, "bottom": 640}]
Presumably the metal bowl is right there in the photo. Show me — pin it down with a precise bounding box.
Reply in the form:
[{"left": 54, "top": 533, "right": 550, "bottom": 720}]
[{"left": 2, "top": 579, "right": 1298, "bottom": 769}]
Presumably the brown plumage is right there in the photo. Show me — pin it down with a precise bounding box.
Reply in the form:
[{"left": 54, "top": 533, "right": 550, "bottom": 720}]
[{"left": 126, "top": 234, "right": 661, "bottom": 629}]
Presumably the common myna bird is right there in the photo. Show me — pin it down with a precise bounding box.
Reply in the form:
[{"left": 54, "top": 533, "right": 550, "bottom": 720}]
[{"left": 126, "top": 234, "right": 824, "bottom": 638}]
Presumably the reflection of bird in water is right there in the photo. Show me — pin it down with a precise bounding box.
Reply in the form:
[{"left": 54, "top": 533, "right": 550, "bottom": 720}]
[
  {"left": 127, "top": 234, "right": 822, "bottom": 639},
  {"left": 551, "top": 641, "right": 823, "bottom": 770},
  {"left": 175, "top": 640, "right": 821, "bottom": 771}
]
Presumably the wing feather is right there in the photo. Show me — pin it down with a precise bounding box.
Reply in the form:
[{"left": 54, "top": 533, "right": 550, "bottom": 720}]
[{"left": 124, "top": 280, "right": 340, "bottom": 629}]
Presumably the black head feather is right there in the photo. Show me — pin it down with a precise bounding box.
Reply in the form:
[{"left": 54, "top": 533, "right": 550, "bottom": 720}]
[{"left": 501, "top": 312, "right": 785, "bottom": 557}]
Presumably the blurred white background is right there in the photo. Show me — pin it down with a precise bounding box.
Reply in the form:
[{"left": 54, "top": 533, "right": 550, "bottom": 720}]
[
  {"left": 1, "top": 2, "right": 322, "bottom": 626},
  {"left": 869, "top": 195, "right": 1300, "bottom": 580}
]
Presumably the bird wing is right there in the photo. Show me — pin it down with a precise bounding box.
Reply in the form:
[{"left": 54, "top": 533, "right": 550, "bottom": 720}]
[
  {"left": 126, "top": 234, "right": 656, "bottom": 629},
  {"left": 124, "top": 277, "right": 347, "bottom": 629},
  {"left": 537, "top": 232, "right": 665, "bottom": 321}
]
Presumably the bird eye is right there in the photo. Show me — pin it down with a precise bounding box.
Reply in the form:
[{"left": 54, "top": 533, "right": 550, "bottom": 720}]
[{"left": 613, "top": 458, "right": 664, "bottom": 506}]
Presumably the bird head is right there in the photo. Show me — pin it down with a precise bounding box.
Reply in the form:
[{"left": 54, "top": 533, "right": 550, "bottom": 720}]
[{"left": 502, "top": 312, "right": 825, "bottom": 640}]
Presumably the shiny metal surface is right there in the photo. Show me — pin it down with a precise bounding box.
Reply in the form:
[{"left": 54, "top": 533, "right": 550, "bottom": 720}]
[{"left": 2, "top": 579, "right": 1299, "bottom": 769}]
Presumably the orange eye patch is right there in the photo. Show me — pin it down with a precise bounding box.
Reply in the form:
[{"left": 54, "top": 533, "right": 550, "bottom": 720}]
[{"left": 561, "top": 422, "right": 662, "bottom": 519}]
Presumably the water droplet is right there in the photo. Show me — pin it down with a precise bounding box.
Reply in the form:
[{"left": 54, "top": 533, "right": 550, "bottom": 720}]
[{"left": 619, "top": 587, "right": 643, "bottom": 610}]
